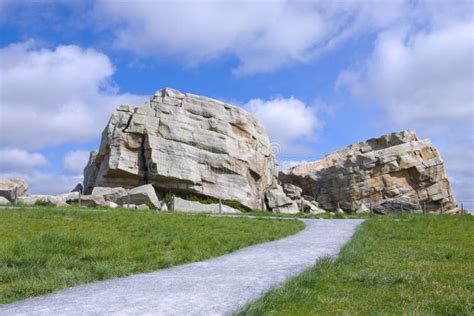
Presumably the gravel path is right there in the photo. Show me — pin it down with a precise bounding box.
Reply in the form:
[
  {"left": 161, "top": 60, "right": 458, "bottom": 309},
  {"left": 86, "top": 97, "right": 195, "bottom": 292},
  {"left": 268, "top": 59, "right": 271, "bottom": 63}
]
[{"left": 0, "top": 218, "right": 364, "bottom": 316}]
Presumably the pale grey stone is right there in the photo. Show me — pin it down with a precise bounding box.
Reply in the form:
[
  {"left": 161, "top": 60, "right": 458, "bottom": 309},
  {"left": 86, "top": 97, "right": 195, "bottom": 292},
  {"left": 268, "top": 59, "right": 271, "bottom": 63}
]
[
  {"left": 17, "top": 195, "right": 69, "bottom": 207},
  {"left": 0, "top": 196, "right": 10, "bottom": 205},
  {"left": 301, "top": 199, "right": 326, "bottom": 214},
  {"left": 136, "top": 204, "right": 149, "bottom": 210},
  {"left": 0, "top": 179, "right": 28, "bottom": 202},
  {"left": 356, "top": 203, "right": 371, "bottom": 214},
  {"left": 173, "top": 197, "right": 240, "bottom": 214},
  {"left": 80, "top": 195, "right": 107, "bottom": 207},
  {"left": 107, "top": 201, "right": 118, "bottom": 209},
  {"left": 92, "top": 187, "right": 128, "bottom": 203},
  {"left": 56, "top": 192, "right": 80, "bottom": 204},
  {"left": 128, "top": 184, "right": 160, "bottom": 209},
  {"left": 282, "top": 183, "right": 302, "bottom": 200},
  {"left": 335, "top": 207, "right": 345, "bottom": 214}
]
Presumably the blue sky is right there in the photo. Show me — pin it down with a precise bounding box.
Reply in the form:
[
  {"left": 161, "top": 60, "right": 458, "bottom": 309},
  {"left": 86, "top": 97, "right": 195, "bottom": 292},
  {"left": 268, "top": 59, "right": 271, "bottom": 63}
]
[{"left": 0, "top": 0, "right": 473, "bottom": 209}]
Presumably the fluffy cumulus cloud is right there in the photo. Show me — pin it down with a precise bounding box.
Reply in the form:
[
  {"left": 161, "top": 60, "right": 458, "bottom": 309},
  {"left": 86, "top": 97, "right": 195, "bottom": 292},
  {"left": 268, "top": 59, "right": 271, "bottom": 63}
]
[
  {"left": 0, "top": 41, "right": 146, "bottom": 149},
  {"left": 62, "top": 150, "right": 91, "bottom": 174},
  {"left": 338, "top": 22, "right": 473, "bottom": 129},
  {"left": 0, "top": 41, "right": 145, "bottom": 194},
  {"left": 337, "top": 0, "right": 474, "bottom": 209},
  {"left": 0, "top": 148, "right": 49, "bottom": 172},
  {"left": 244, "top": 97, "right": 322, "bottom": 155},
  {"left": 94, "top": 0, "right": 408, "bottom": 75}
]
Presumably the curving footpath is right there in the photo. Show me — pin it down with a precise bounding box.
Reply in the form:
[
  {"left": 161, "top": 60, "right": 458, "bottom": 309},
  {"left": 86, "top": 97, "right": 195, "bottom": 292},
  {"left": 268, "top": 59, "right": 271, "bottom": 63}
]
[{"left": 0, "top": 218, "right": 364, "bottom": 316}]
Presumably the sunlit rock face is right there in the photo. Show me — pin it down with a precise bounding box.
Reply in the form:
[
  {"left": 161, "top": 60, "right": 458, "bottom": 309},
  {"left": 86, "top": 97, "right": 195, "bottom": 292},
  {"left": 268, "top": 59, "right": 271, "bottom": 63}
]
[
  {"left": 279, "top": 130, "right": 457, "bottom": 214},
  {"left": 83, "top": 88, "right": 278, "bottom": 210}
]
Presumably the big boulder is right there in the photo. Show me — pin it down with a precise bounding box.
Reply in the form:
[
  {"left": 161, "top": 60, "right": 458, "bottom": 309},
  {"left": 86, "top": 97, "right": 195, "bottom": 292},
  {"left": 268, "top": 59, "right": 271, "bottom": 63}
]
[
  {"left": 280, "top": 130, "right": 457, "bottom": 213},
  {"left": 0, "top": 179, "right": 28, "bottom": 202},
  {"left": 83, "top": 88, "right": 278, "bottom": 210}
]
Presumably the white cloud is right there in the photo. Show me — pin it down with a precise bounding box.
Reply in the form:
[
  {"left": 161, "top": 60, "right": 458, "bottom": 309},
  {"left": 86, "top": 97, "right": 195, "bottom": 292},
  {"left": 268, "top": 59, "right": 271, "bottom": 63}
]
[
  {"left": 0, "top": 170, "right": 82, "bottom": 195},
  {"left": 62, "top": 150, "right": 90, "bottom": 174},
  {"left": 338, "top": 22, "right": 474, "bottom": 129},
  {"left": 0, "top": 148, "right": 49, "bottom": 172},
  {"left": 278, "top": 160, "right": 309, "bottom": 171},
  {"left": 94, "top": 0, "right": 407, "bottom": 75},
  {"left": 337, "top": 1, "right": 474, "bottom": 209},
  {"left": 244, "top": 97, "right": 322, "bottom": 153},
  {"left": 0, "top": 41, "right": 146, "bottom": 149}
]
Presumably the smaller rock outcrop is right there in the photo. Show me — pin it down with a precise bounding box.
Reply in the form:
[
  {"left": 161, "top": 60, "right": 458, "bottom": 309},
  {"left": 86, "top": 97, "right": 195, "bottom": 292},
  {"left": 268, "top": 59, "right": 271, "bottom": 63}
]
[
  {"left": 265, "top": 185, "right": 299, "bottom": 214},
  {"left": 91, "top": 184, "right": 160, "bottom": 209},
  {"left": 280, "top": 130, "right": 457, "bottom": 214},
  {"left": 0, "top": 179, "right": 28, "bottom": 202}
]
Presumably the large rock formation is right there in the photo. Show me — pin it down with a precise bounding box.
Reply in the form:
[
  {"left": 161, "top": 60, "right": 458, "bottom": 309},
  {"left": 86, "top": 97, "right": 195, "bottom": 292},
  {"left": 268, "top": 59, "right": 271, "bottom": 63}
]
[
  {"left": 84, "top": 88, "right": 278, "bottom": 210},
  {"left": 280, "top": 130, "right": 457, "bottom": 214}
]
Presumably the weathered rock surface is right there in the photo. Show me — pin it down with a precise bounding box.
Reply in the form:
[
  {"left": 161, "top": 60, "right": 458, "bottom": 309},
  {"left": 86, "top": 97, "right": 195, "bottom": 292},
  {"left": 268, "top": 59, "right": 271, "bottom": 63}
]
[
  {"left": 91, "top": 184, "right": 160, "bottom": 209},
  {"left": 0, "top": 196, "right": 10, "bottom": 205},
  {"left": 282, "top": 184, "right": 303, "bottom": 200},
  {"left": 280, "top": 130, "right": 457, "bottom": 213},
  {"left": 92, "top": 187, "right": 128, "bottom": 204},
  {"left": 17, "top": 195, "right": 69, "bottom": 207},
  {"left": 172, "top": 197, "right": 241, "bottom": 214},
  {"left": 356, "top": 203, "right": 370, "bottom": 214},
  {"left": 80, "top": 195, "right": 107, "bottom": 207},
  {"left": 265, "top": 185, "right": 299, "bottom": 214},
  {"left": 128, "top": 184, "right": 161, "bottom": 209},
  {"left": 84, "top": 88, "right": 278, "bottom": 211},
  {"left": 301, "top": 199, "right": 326, "bottom": 215},
  {"left": 372, "top": 198, "right": 421, "bottom": 215},
  {"left": 56, "top": 192, "right": 80, "bottom": 204},
  {"left": 0, "top": 179, "right": 28, "bottom": 202}
]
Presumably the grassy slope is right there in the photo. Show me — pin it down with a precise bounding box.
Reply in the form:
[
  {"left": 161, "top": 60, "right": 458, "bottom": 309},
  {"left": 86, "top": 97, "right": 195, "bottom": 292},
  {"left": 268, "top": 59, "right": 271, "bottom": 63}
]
[
  {"left": 0, "top": 207, "right": 304, "bottom": 304},
  {"left": 239, "top": 215, "right": 473, "bottom": 315}
]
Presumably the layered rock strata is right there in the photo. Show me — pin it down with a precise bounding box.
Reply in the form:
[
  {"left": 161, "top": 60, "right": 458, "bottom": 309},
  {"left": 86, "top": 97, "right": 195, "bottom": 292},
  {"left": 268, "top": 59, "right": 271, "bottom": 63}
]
[
  {"left": 84, "top": 88, "right": 278, "bottom": 210},
  {"left": 280, "top": 130, "right": 457, "bottom": 213}
]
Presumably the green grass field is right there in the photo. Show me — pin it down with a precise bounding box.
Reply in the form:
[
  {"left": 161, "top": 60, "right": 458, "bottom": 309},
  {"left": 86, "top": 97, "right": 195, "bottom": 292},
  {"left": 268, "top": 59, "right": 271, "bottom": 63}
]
[
  {"left": 239, "top": 214, "right": 473, "bottom": 315},
  {"left": 0, "top": 207, "right": 304, "bottom": 304}
]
